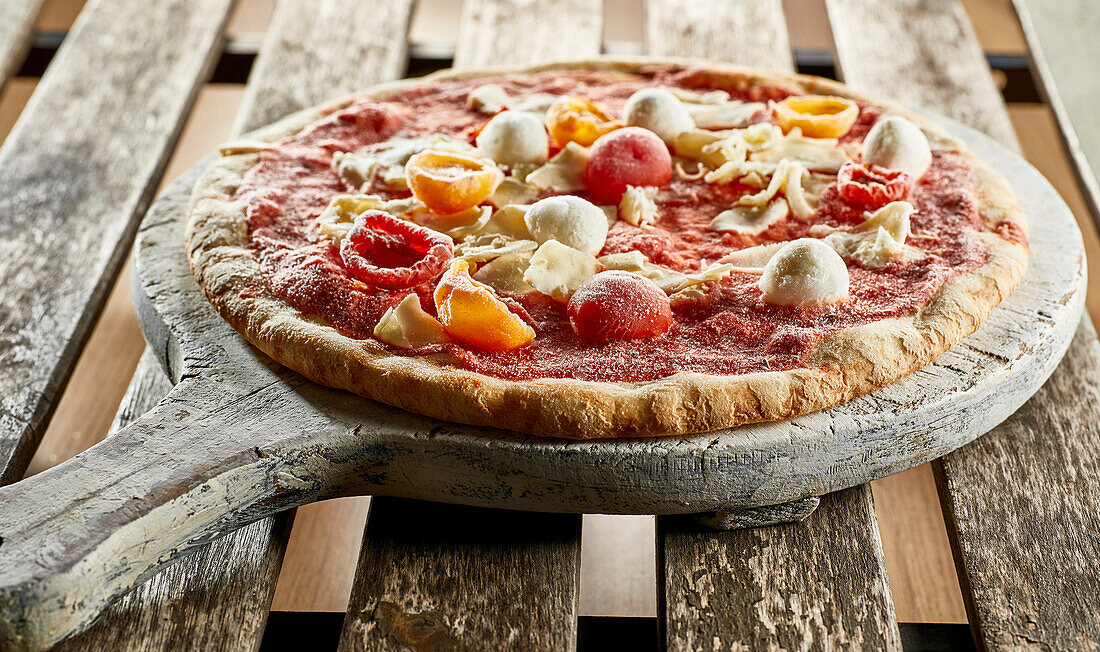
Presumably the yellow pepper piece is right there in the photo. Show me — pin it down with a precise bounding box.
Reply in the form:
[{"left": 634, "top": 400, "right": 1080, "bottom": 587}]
[
  {"left": 406, "top": 150, "right": 503, "bottom": 215},
  {"left": 434, "top": 260, "right": 535, "bottom": 351},
  {"left": 773, "top": 95, "right": 859, "bottom": 138},
  {"left": 546, "top": 96, "right": 622, "bottom": 147}
]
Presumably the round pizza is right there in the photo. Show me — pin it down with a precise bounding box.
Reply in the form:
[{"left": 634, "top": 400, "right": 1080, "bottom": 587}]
[{"left": 187, "top": 59, "right": 1028, "bottom": 439}]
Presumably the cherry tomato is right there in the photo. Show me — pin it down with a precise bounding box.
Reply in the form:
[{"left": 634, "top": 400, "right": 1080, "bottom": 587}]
[
  {"left": 434, "top": 260, "right": 535, "bottom": 350},
  {"left": 773, "top": 95, "right": 859, "bottom": 138},
  {"left": 567, "top": 271, "right": 673, "bottom": 344},
  {"left": 583, "top": 127, "right": 672, "bottom": 204},
  {"left": 836, "top": 160, "right": 914, "bottom": 207},
  {"left": 546, "top": 96, "right": 622, "bottom": 147},
  {"left": 340, "top": 210, "right": 454, "bottom": 289},
  {"left": 405, "top": 150, "right": 503, "bottom": 214}
]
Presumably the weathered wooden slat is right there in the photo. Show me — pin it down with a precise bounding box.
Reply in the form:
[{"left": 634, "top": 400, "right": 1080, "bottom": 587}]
[
  {"left": 340, "top": 8, "right": 594, "bottom": 650},
  {"left": 659, "top": 487, "right": 900, "bottom": 650},
  {"left": 453, "top": 0, "right": 603, "bottom": 69},
  {"left": 825, "top": 0, "right": 1019, "bottom": 150},
  {"left": 1013, "top": 0, "right": 1100, "bottom": 233},
  {"left": 234, "top": 0, "right": 413, "bottom": 135},
  {"left": 0, "top": 0, "right": 234, "bottom": 485},
  {"left": 0, "top": 0, "right": 46, "bottom": 88},
  {"left": 649, "top": 10, "right": 899, "bottom": 647},
  {"left": 937, "top": 321, "right": 1100, "bottom": 648},
  {"left": 35, "top": 1, "right": 416, "bottom": 648},
  {"left": 339, "top": 499, "right": 581, "bottom": 651},
  {"left": 827, "top": 0, "right": 1100, "bottom": 647},
  {"left": 645, "top": 0, "right": 794, "bottom": 71},
  {"left": 56, "top": 349, "right": 292, "bottom": 652}
]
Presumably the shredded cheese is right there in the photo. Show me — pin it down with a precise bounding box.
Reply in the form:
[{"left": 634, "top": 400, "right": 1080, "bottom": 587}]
[
  {"left": 472, "top": 252, "right": 537, "bottom": 294},
  {"left": 373, "top": 294, "right": 452, "bottom": 348},
  {"left": 523, "top": 240, "right": 601, "bottom": 301},
  {"left": 454, "top": 234, "right": 539, "bottom": 263},
  {"left": 618, "top": 186, "right": 660, "bottom": 227},
  {"left": 710, "top": 199, "right": 790, "bottom": 235},
  {"left": 525, "top": 142, "right": 589, "bottom": 192},
  {"left": 824, "top": 201, "right": 918, "bottom": 268},
  {"left": 317, "top": 194, "right": 421, "bottom": 246}
]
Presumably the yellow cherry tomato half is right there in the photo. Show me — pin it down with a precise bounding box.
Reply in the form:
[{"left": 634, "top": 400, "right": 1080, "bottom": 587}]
[
  {"left": 434, "top": 260, "right": 535, "bottom": 351},
  {"left": 773, "top": 95, "right": 859, "bottom": 138},
  {"left": 405, "top": 150, "right": 504, "bottom": 215},
  {"left": 545, "top": 96, "right": 623, "bottom": 147}
]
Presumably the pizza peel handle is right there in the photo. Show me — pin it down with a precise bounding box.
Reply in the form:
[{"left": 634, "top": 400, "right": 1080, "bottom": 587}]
[{"left": 0, "top": 376, "right": 328, "bottom": 651}]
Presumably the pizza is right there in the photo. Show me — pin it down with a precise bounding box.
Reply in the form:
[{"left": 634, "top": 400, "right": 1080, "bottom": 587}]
[{"left": 187, "top": 59, "right": 1028, "bottom": 439}]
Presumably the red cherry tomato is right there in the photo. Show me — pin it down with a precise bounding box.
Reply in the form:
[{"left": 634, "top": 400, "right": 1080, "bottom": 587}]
[
  {"left": 583, "top": 127, "right": 672, "bottom": 203},
  {"left": 567, "top": 271, "right": 673, "bottom": 344},
  {"left": 340, "top": 210, "right": 454, "bottom": 289},
  {"left": 836, "top": 160, "right": 913, "bottom": 207}
]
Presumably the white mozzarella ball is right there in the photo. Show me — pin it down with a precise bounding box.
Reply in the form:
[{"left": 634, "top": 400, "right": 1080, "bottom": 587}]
[
  {"left": 862, "top": 116, "right": 932, "bottom": 179},
  {"left": 759, "top": 238, "right": 849, "bottom": 306},
  {"left": 524, "top": 195, "right": 608, "bottom": 256},
  {"left": 476, "top": 111, "right": 549, "bottom": 167},
  {"left": 622, "top": 88, "right": 695, "bottom": 145}
]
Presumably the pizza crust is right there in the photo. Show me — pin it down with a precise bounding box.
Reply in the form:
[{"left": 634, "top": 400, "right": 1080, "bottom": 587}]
[{"left": 186, "top": 58, "right": 1028, "bottom": 439}]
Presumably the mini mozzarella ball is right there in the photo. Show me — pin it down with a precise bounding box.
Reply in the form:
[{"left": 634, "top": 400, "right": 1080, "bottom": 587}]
[
  {"left": 759, "top": 239, "right": 849, "bottom": 306},
  {"left": 476, "top": 110, "right": 549, "bottom": 167},
  {"left": 524, "top": 195, "right": 608, "bottom": 255},
  {"left": 622, "top": 88, "right": 695, "bottom": 144},
  {"left": 862, "top": 116, "right": 932, "bottom": 179}
]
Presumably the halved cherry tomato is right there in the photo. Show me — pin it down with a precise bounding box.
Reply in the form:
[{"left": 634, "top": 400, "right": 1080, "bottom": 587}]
[
  {"left": 339, "top": 210, "right": 454, "bottom": 289},
  {"left": 567, "top": 271, "right": 673, "bottom": 344},
  {"left": 773, "top": 95, "right": 859, "bottom": 138},
  {"left": 546, "top": 96, "right": 622, "bottom": 147},
  {"left": 434, "top": 260, "right": 535, "bottom": 350},
  {"left": 405, "top": 150, "right": 503, "bottom": 214},
  {"left": 836, "top": 160, "right": 914, "bottom": 207}
]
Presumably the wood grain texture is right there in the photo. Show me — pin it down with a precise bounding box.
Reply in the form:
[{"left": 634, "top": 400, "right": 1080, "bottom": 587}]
[
  {"left": 828, "top": 0, "right": 1100, "bottom": 647},
  {"left": 1013, "top": 0, "right": 1100, "bottom": 232},
  {"left": 233, "top": 0, "right": 413, "bottom": 135},
  {"left": 0, "top": 62, "right": 1080, "bottom": 651},
  {"left": 825, "top": 0, "right": 1019, "bottom": 150},
  {"left": 938, "top": 320, "right": 1100, "bottom": 649},
  {"left": 0, "top": 0, "right": 46, "bottom": 88},
  {"left": 649, "top": 18, "right": 899, "bottom": 649},
  {"left": 453, "top": 0, "right": 603, "bottom": 69},
  {"left": 646, "top": 0, "right": 794, "bottom": 71},
  {"left": 660, "top": 486, "right": 900, "bottom": 651},
  {"left": 339, "top": 499, "right": 581, "bottom": 651},
  {"left": 0, "top": 0, "right": 234, "bottom": 486},
  {"left": 55, "top": 349, "right": 292, "bottom": 652}
]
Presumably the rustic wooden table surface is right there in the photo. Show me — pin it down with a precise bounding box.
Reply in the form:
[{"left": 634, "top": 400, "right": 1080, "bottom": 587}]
[{"left": 2, "top": 0, "right": 1097, "bottom": 648}]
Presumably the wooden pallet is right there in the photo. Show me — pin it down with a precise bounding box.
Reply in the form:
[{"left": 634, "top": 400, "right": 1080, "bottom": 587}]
[{"left": 0, "top": 0, "right": 1097, "bottom": 649}]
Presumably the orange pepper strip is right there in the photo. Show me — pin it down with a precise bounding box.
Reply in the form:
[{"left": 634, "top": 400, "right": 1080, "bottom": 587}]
[
  {"left": 406, "top": 150, "right": 503, "bottom": 215},
  {"left": 546, "top": 96, "right": 622, "bottom": 147},
  {"left": 773, "top": 95, "right": 859, "bottom": 138},
  {"left": 434, "top": 260, "right": 535, "bottom": 351}
]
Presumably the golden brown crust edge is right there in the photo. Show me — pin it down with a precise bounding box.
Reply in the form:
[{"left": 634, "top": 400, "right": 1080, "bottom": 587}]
[{"left": 185, "top": 57, "right": 1029, "bottom": 440}]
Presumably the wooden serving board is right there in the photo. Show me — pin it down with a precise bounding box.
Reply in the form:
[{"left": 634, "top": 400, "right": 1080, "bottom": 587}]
[{"left": 0, "top": 110, "right": 1083, "bottom": 647}]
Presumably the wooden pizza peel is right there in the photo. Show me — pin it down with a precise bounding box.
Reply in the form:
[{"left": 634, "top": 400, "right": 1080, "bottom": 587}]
[{"left": 0, "top": 113, "right": 1084, "bottom": 646}]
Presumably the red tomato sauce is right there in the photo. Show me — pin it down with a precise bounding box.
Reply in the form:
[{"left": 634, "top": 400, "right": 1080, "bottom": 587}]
[{"left": 238, "top": 67, "right": 1016, "bottom": 382}]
